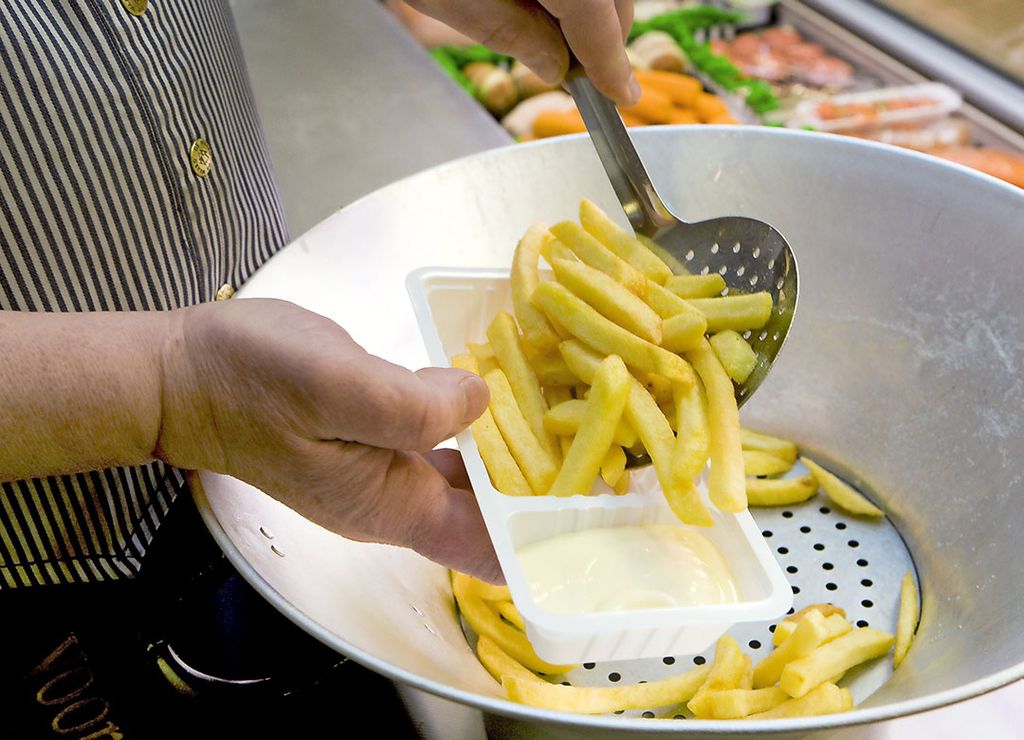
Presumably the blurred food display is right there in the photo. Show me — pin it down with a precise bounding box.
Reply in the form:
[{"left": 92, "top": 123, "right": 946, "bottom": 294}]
[{"left": 387, "top": 1, "right": 1024, "bottom": 189}]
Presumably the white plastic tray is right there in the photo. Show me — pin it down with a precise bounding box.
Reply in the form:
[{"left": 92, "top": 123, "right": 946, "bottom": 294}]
[
  {"left": 789, "top": 82, "right": 961, "bottom": 133},
  {"left": 407, "top": 266, "right": 793, "bottom": 664}
]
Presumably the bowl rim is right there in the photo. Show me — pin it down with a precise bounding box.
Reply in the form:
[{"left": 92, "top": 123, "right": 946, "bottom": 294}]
[{"left": 196, "top": 127, "right": 1024, "bottom": 732}]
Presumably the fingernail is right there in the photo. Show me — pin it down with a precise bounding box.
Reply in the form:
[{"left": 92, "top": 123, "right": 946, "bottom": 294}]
[
  {"left": 459, "top": 374, "right": 489, "bottom": 425},
  {"left": 532, "top": 52, "right": 564, "bottom": 85},
  {"left": 624, "top": 75, "right": 642, "bottom": 107}
]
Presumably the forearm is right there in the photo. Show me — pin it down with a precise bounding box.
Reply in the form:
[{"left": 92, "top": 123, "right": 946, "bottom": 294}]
[{"left": 0, "top": 309, "right": 175, "bottom": 481}]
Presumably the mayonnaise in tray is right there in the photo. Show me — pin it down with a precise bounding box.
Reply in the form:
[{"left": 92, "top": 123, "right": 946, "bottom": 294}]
[{"left": 517, "top": 524, "right": 739, "bottom": 615}]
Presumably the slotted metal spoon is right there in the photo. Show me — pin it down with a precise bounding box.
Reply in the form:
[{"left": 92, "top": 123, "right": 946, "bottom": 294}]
[{"left": 565, "top": 72, "right": 798, "bottom": 406}]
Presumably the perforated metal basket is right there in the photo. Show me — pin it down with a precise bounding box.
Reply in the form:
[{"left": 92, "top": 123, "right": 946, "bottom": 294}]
[{"left": 192, "top": 128, "right": 1024, "bottom": 738}]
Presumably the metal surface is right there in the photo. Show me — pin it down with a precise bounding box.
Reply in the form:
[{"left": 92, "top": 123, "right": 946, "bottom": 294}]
[
  {"left": 228, "top": 0, "right": 510, "bottom": 235},
  {"left": 192, "top": 127, "right": 1024, "bottom": 738},
  {"left": 565, "top": 75, "right": 798, "bottom": 405}
]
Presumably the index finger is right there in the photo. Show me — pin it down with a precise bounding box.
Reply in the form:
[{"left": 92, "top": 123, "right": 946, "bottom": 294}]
[{"left": 543, "top": 0, "right": 638, "bottom": 105}]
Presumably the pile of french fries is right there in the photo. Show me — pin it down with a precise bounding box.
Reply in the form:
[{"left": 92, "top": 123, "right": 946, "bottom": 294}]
[
  {"left": 452, "top": 199, "right": 777, "bottom": 524},
  {"left": 455, "top": 570, "right": 920, "bottom": 718}
]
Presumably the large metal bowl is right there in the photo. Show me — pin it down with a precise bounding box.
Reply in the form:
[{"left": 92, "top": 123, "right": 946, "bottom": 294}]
[{"left": 192, "top": 128, "right": 1024, "bottom": 738}]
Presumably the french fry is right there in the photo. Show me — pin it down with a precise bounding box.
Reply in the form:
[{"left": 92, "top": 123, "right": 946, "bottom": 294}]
[
  {"left": 670, "top": 378, "right": 709, "bottom": 489},
  {"left": 644, "top": 279, "right": 707, "bottom": 324},
  {"left": 549, "top": 221, "right": 647, "bottom": 296},
  {"left": 488, "top": 312, "right": 561, "bottom": 461},
  {"left": 458, "top": 573, "right": 512, "bottom": 602},
  {"left": 530, "top": 350, "right": 580, "bottom": 386},
  {"left": 688, "top": 635, "right": 747, "bottom": 717},
  {"left": 496, "top": 600, "right": 526, "bottom": 632},
  {"left": 744, "top": 450, "right": 795, "bottom": 477},
  {"left": 600, "top": 445, "right": 628, "bottom": 487},
  {"left": 578, "top": 199, "right": 673, "bottom": 283},
  {"left": 786, "top": 604, "right": 848, "bottom": 624},
  {"left": 613, "top": 469, "right": 631, "bottom": 494},
  {"left": 483, "top": 369, "right": 559, "bottom": 495},
  {"left": 511, "top": 224, "right": 561, "bottom": 353},
  {"left": 631, "top": 367, "right": 674, "bottom": 405},
  {"left": 452, "top": 573, "right": 575, "bottom": 675},
  {"left": 746, "top": 475, "right": 818, "bottom": 506},
  {"left": 551, "top": 258, "right": 663, "bottom": 344},
  {"left": 801, "top": 457, "right": 884, "bottom": 517},
  {"left": 558, "top": 339, "right": 710, "bottom": 523},
  {"left": 543, "top": 385, "right": 573, "bottom": 408},
  {"left": 665, "top": 273, "right": 726, "bottom": 299},
  {"left": 661, "top": 309, "right": 707, "bottom": 352},
  {"left": 738, "top": 654, "right": 753, "bottom": 690},
  {"left": 893, "top": 571, "right": 919, "bottom": 668},
  {"left": 476, "top": 634, "right": 543, "bottom": 684},
  {"left": 548, "top": 356, "right": 631, "bottom": 497},
  {"left": 504, "top": 664, "right": 710, "bottom": 714},
  {"left": 686, "top": 339, "right": 746, "bottom": 512},
  {"left": 540, "top": 236, "right": 577, "bottom": 266},
  {"left": 636, "top": 234, "right": 688, "bottom": 275},
  {"left": 754, "top": 610, "right": 850, "bottom": 689},
  {"left": 741, "top": 428, "right": 798, "bottom": 464},
  {"left": 467, "top": 342, "right": 495, "bottom": 359},
  {"left": 531, "top": 281, "right": 695, "bottom": 385},
  {"left": 451, "top": 355, "right": 533, "bottom": 497},
  {"left": 780, "top": 628, "right": 895, "bottom": 698},
  {"left": 707, "top": 687, "right": 789, "bottom": 719},
  {"left": 747, "top": 682, "right": 852, "bottom": 719},
  {"left": 709, "top": 330, "right": 758, "bottom": 384},
  {"left": 544, "top": 399, "right": 637, "bottom": 448},
  {"left": 688, "top": 293, "right": 773, "bottom": 333},
  {"left": 772, "top": 620, "right": 798, "bottom": 647}
]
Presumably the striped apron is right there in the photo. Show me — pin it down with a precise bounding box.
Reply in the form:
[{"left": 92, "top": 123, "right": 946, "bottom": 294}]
[{"left": 0, "top": 0, "right": 288, "bottom": 589}]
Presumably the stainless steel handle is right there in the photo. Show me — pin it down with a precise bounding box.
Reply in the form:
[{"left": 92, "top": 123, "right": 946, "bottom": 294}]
[{"left": 564, "top": 71, "right": 676, "bottom": 236}]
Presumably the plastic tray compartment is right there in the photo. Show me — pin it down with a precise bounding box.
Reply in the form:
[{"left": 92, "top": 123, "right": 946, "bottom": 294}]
[{"left": 407, "top": 267, "right": 793, "bottom": 664}]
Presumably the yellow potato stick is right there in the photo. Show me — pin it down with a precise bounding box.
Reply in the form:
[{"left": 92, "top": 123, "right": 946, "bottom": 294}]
[
  {"left": 709, "top": 330, "right": 758, "bottom": 384},
  {"left": 457, "top": 573, "right": 512, "bottom": 602},
  {"left": 530, "top": 350, "right": 580, "bottom": 386},
  {"left": 467, "top": 342, "right": 495, "bottom": 359},
  {"left": 707, "top": 687, "right": 790, "bottom": 719},
  {"left": 661, "top": 310, "right": 707, "bottom": 353},
  {"left": 549, "top": 221, "right": 647, "bottom": 296},
  {"left": 786, "top": 604, "right": 849, "bottom": 624},
  {"left": 483, "top": 369, "right": 559, "bottom": 495},
  {"left": 780, "top": 628, "right": 895, "bottom": 698},
  {"left": 747, "top": 682, "right": 852, "bottom": 719},
  {"left": 644, "top": 279, "right": 708, "bottom": 324},
  {"left": 688, "top": 635, "right": 747, "bottom": 717},
  {"left": 476, "top": 635, "right": 543, "bottom": 685},
  {"left": 636, "top": 233, "right": 688, "bottom": 275},
  {"left": 772, "top": 620, "right": 798, "bottom": 647},
  {"left": 746, "top": 475, "right": 818, "bottom": 506},
  {"left": 631, "top": 367, "right": 674, "bottom": 404},
  {"left": 559, "top": 435, "right": 573, "bottom": 458},
  {"left": 613, "top": 469, "right": 631, "bottom": 494},
  {"left": 543, "top": 384, "right": 573, "bottom": 408},
  {"left": 671, "top": 378, "right": 710, "bottom": 486},
  {"left": 665, "top": 273, "right": 727, "bottom": 299},
  {"left": 451, "top": 355, "right": 532, "bottom": 497},
  {"left": 511, "top": 223, "right": 562, "bottom": 353},
  {"left": 893, "top": 571, "right": 919, "bottom": 668},
  {"left": 600, "top": 445, "right": 627, "bottom": 487},
  {"left": 801, "top": 457, "right": 885, "bottom": 517},
  {"left": 685, "top": 339, "right": 746, "bottom": 512},
  {"left": 687, "top": 293, "right": 774, "bottom": 333},
  {"left": 504, "top": 664, "right": 710, "bottom": 714},
  {"left": 744, "top": 450, "right": 795, "bottom": 477},
  {"left": 453, "top": 573, "right": 575, "bottom": 675},
  {"left": 738, "top": 654, "right": 753, "bottom": 690},
  {"left": 578, "top": 199, "right": 673, "bottom": 283},
  {"left": 532, "top": 281, "right": 694, "bottom": 385},
  {"left": 741, "top": 428, "right": 798, "bottom": 464},
  {"left": 551, "top": 258, "right": 663, "bottom": 344},
  {"left": 544, "top": 399, "right": 637, "bottom": 448},
  {"left": 753, "top": 609, "right": 845, "bottom": 689},
  {"left": 548, "top": 356, "right": 632, "bottom": 497},
  {"left": 487, "top": 312, "right": 561, "bottom": 461},
  {"left": 540, "top": 236, "right": 577, "bottom": 266},
  {"left": 495, "top": 600, "right": 526, "bottom": 632}
]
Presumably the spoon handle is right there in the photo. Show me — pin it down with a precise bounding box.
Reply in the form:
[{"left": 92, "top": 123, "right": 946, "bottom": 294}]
[{"left": 564, "top": 71, "right": 676, "bottom": 237}]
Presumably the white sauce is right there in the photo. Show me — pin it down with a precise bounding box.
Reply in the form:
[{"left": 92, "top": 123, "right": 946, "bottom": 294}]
[{"left": 517, "top": 524, "right": 739, "bottom": 614}]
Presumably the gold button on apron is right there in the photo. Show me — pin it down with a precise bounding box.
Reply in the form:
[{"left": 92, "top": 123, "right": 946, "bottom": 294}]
[
  {"left": 215, "top": 283, "right": 235, "bottom": 301},
  {"left": 119, "top": 0, "right": 148, "bottom": 17},
  {"left": 189, "top": 138, "right": 212, "bottom": 178}
]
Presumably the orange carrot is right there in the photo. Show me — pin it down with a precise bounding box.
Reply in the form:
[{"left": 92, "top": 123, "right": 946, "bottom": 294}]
[
  {"left": 533, "top": 109, "right": 586, "bottom": 138},
  {"left": 667, "top": 109, "right": 700, "bottom": 125},
  {"left": 634, "top": 69, "right": 702, "bottom": 108},
  {"left": 695, "top": 92, "right": 730, "bottom": 123},
  {"left": 619, "top": 85, "right": 676, "bottom": 124},
  {"left": 706, "top": 113, "right": 741, "bottom": 125},
  {"left": 620, "top": 112, "right": 647, "bottom": 127}
]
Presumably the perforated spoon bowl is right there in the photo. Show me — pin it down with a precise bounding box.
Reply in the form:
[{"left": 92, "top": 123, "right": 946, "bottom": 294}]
[{"left": 565, "top": 72, "right": 798, "bottom": 407}]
